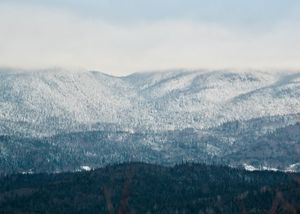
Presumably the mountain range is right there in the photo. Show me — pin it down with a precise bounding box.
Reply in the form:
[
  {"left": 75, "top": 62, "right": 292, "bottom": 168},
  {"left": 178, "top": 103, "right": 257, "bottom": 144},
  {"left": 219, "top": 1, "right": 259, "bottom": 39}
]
[{"left": 0, "top": 68, "right": 300, "bottom": 174}]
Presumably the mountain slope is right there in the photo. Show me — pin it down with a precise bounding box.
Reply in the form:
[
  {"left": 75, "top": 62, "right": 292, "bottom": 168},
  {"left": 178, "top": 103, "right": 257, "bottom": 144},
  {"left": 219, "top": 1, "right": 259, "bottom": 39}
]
[{"left": 1, "top": 118, "right": 299, "bottom": 175}]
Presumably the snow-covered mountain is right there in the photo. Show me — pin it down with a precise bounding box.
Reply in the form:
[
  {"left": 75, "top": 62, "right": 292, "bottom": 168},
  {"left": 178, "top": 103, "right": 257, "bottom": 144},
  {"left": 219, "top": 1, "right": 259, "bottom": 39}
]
[
  {"left": 1, "top": 68, "right": 300, "bottom": 174},
  {"left": 0, "top": 68, "right": 300, "bottom": 136}
]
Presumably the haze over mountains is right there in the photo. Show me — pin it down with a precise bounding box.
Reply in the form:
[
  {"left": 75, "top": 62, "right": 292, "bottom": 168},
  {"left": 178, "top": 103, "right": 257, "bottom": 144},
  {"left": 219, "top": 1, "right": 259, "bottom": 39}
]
[{"left": 0, "top": 68, "right": 300, "bottom": 174}]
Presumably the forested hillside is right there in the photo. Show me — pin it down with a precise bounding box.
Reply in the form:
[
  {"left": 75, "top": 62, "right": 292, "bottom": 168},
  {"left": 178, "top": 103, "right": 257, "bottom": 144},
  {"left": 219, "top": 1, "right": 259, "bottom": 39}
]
[
  {"left": 1, "top": 121, "right": 299, "bottom": 175},
  {"left": 0, "top": 163, "right": 299, "bottom": 213}
]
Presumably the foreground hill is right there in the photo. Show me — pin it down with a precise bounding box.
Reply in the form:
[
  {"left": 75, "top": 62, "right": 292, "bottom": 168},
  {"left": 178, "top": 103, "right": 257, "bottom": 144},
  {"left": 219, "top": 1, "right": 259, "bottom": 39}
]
[{"left": 0, "top": 163, "right": 299, "bottom": 213}]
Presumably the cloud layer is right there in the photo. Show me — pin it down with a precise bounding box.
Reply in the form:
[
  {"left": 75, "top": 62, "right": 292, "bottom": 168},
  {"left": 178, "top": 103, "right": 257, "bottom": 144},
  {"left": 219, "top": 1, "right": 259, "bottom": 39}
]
[{"left": 0, "top": 3, "right": 300, "bottom": 75}]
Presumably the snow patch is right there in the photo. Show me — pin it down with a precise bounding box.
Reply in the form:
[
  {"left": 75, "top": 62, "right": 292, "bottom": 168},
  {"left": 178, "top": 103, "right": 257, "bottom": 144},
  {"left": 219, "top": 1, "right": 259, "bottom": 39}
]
[
  {"left": 80, "top": 166, "right": 92, "bottom": 171},
  {"left": 285, "top": 163, "right": 300, "bottom": 172},
  {"left": 243, "top": 163, "right": 258, "bottom": 171}
]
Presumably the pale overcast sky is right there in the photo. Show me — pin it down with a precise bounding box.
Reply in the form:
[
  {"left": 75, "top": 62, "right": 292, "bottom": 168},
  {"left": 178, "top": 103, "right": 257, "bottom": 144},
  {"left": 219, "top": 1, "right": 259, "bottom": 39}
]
[{"left": 0, "top": 0, "right": 300, "bottom": 75}]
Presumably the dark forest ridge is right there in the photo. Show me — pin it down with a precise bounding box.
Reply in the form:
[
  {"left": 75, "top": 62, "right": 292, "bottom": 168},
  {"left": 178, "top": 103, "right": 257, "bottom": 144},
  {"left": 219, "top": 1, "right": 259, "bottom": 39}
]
[{"left": 0, "top": 162, "right": 299, "bottom": 213}]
